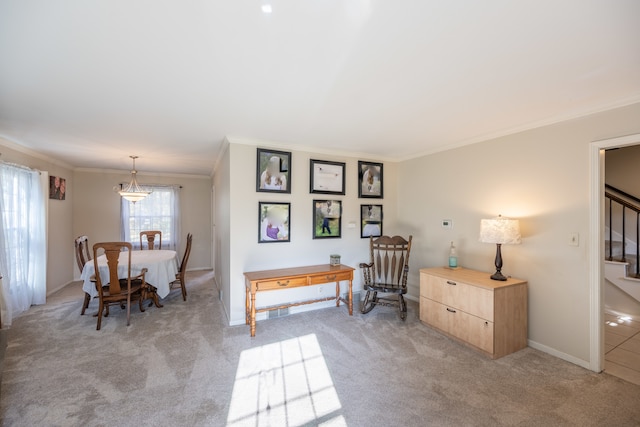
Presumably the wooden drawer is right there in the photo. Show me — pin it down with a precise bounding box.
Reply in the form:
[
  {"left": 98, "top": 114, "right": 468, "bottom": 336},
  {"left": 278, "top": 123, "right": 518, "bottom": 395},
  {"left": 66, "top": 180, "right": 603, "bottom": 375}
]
[
  {"left": 256, "top": 276, "right": 308, "bottom": 291},
  {"left": 421, "top": 297, "right": 494, "bottom": 354},
  {"left": 421, "top": 273, "right": 494, "bottom": 321},
  {"left": 458, "top": 309, "right": 493, "bottom": 354},
  {"left": 420, "top": 297, "right": 448, "bottom": 331},
  {"left": 308, "top": 271, "right": 352, "bottom": 285}
]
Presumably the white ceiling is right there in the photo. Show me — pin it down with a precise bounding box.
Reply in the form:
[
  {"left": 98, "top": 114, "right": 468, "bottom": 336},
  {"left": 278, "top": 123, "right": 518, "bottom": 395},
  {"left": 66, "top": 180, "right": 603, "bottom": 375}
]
[{"left": 1, "top": 1, "right": 639, "bottom": 176}]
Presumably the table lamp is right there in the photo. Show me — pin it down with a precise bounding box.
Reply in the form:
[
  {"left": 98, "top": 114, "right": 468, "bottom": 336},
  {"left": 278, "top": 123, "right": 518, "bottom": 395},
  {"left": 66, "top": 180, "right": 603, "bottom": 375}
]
[{"left": 479, "top": 215, "right": 521, "bottom": 281}]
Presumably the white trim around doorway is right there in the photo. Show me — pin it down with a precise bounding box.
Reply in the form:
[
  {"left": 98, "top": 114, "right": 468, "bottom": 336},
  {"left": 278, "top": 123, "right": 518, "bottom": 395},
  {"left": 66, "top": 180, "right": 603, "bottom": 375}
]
[{"left": 589, "top": 133, "right": 640, "bottom": 372}]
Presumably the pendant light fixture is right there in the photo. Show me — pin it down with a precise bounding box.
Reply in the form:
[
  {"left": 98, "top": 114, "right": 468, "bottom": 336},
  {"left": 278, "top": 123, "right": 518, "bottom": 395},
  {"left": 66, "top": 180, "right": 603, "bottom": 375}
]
[{"left": 118, "top": 156, "right": 151, "bottom": 203}]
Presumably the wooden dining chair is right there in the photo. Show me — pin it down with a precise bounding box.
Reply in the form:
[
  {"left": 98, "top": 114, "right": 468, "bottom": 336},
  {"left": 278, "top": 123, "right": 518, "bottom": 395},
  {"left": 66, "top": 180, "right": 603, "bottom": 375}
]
[
  {"left": 359, "top": 235, "right": 412, "bottom": 320},
  {"left": 140, "top": 230, "right": 162, "bottom": 250},
  {"left": 92, "top": 242, "right": 147, "bottom": 330},
  {"left": 170, "top": 233, "right": 192, "bottom": 301},
  {"left": 75, "top": 235, "right": 96, "bottom": 315}
]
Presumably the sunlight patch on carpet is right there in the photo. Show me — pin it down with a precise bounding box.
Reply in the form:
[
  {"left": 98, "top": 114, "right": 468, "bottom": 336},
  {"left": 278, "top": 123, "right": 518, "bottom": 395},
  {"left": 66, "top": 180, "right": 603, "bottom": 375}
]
[{"left": 227, "top": 334, "right": 345, "bottom": 426}]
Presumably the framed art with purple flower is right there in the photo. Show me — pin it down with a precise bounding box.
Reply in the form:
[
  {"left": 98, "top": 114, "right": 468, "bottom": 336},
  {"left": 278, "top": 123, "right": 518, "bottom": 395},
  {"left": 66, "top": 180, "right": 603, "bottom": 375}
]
[{"left": 258, "top": 202, "right": 290, "bottom": 243}]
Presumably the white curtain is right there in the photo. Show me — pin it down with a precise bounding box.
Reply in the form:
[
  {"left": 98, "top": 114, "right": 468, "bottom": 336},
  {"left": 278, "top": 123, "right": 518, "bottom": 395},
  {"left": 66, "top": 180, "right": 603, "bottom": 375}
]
[
  {"left": 0, "top": 163, "right": 47, "bottom": 326},
  {"left": 120, "top": 185, "right": 181, "bottom": 251}
]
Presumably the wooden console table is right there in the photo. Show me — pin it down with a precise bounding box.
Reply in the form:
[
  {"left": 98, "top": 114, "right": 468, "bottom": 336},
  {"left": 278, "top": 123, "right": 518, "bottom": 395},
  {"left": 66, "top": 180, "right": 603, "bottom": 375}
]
[{"left": 244, "top": 264, "right": 355, "bottom": 337}]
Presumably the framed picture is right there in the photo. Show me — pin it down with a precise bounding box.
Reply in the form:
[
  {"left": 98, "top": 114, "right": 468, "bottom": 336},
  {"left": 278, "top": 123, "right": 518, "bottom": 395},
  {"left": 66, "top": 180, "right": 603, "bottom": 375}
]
[
  {"left": 361, "top": 204, "right": 383, "bottom": 238},
  {"left": 258, "top": 202, "right": 291, "bottom": 243},
  {"left": 313, "top": 199, "right": 342, "bottom": 239},
  {"left": 310, "top": 159, "right": 345, "bottom": 195},
  {"left": 257, "top": 148, "right": 291, "bottom": 193},
  {"left": 49, "top": 175, "right": 66, "bottom": 200},
  {"left": 358, "top": 161, "right": 383, "bottom": 198}
]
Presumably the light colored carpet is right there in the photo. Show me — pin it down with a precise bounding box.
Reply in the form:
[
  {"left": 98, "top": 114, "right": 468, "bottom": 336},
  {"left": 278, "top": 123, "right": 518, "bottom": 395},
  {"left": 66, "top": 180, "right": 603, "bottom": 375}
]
[{"left": 1, "top": 270, "right": 640, "bottom": 426}]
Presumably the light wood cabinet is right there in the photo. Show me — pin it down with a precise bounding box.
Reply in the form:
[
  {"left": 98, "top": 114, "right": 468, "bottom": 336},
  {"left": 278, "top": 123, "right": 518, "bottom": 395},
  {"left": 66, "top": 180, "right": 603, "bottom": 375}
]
[{"left": 420, "top": 267, "right": 527, "bottom": 359}]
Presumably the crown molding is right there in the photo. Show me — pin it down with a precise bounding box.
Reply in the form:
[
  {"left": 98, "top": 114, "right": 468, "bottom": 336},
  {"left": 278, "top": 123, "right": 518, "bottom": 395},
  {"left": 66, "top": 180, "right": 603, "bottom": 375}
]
[
  {"left": 225, "top": 136, "right": 398, "bottom": 163},
  {"left": 0, "top": 136, "right": 76, "bottom": 170},
  {"left": 398, "top": 96, "right": 640, "bottom": 162},
  {"left": 73, "top": 167, "right": 210, "bottom": 180}
]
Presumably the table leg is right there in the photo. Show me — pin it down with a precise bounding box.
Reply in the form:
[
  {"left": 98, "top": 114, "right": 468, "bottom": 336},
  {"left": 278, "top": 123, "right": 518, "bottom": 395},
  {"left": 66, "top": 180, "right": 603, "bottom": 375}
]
[
  {"left": 250, "top": 290, "right": 257, "bottom": 337},
  {"left": 335, "top": 281, "right": 340, "bottom": 307},
  {"left": 245, "top": 285, "right": 250, "bottom": 325},
  {"left": 348, "top": 279, "right": 353, "bottom": 315},
  {"left": 144, "top": 285, "right": 163, "bottom": 308}
]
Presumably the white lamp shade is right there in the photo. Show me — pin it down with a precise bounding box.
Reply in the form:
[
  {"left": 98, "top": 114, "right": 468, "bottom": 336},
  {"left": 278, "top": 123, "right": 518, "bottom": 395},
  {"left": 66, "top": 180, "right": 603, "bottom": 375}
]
[
  {"left": 119, "top": 191, "right": 150, "bottom": 203},
  {"left": 479, "top": 217, "right": 521, "bottom": 245}
]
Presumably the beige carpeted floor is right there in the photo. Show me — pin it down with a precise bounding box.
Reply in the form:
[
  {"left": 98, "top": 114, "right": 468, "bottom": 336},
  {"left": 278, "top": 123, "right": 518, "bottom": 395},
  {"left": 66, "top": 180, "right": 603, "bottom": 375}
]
[{"left": 1, "top": 270, "right": 640, "bottom": 426}]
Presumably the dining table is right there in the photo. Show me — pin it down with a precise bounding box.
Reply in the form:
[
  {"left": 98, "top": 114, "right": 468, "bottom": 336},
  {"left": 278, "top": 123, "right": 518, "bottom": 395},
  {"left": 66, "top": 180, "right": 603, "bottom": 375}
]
[{"left": 81, "top": 249, "right": 179, "bottom": 306}]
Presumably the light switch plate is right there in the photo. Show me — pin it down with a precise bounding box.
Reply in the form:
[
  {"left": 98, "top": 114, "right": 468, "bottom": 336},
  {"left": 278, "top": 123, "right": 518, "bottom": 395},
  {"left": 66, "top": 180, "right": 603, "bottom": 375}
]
[
  {"left": 569, "top": 232, "right": 579, "bottom": 246},
  {"left": 442, "top": 219, "right": 453, "bottom": 228}
]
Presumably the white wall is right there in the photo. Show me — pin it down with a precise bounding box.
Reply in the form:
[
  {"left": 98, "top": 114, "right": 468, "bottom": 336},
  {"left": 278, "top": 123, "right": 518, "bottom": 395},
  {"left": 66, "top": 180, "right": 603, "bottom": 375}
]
[
  {"left": 396, "top": 102, "right": 640, "bottom": 365},
  {"left": 72, "top": 169, "right": 213, "bottom": 276},
  {"left": 0, "top": 137, "right": 74, "bottom": 294},
  {"left": 213, "top": 142, "right": 231, "bottom": 319},
  {"left": 605, "top": 144, "right": 640, "bottom": 195},
  {"left": 224, "top": 141, "right": 398, "bottom": 326}
]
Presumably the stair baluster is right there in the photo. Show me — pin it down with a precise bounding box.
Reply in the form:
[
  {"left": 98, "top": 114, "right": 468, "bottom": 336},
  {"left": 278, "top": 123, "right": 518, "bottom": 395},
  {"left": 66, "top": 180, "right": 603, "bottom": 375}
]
[
  {"left": 605, "top": 184, "right": 640, "bottom": 272},
  {"left": 622, "top": 206, "right": 626, "bottom": 263},
  {"left": 608, "top": 197, "right": 613, "bottom": 261}
]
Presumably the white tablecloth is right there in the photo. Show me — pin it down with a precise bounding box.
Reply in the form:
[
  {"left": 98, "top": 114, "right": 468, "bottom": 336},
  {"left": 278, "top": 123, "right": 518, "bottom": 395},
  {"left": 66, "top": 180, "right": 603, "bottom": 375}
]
[{"left": 81, "top": 250, "right": 179, "bottom": 299}]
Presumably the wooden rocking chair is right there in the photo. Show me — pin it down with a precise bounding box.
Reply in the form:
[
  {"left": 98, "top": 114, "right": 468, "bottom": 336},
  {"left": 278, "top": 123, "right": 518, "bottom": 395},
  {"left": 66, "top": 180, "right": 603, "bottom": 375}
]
[{"left": 360, "top": 235, "right": 412, "bottom": 320}]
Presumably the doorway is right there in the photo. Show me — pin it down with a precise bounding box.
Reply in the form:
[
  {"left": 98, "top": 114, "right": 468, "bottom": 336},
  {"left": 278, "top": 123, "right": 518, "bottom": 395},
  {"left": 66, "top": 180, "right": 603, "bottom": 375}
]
[
  {"left": 589, "top": 133, "right": 640, "bottom": 374},
  {"left": 601, "top": 144, "right": 640, "bottom": 384}
]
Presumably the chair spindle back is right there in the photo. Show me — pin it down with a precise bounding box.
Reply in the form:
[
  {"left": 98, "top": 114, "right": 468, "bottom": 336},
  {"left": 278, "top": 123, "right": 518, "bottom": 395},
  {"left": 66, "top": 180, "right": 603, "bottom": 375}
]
[
  {"left": 140, "top": 230, "right": 162, "bottom": 250},
  {"left": 75, "top": 235, "right": 92, "bottom": 273},
  {"left": 369, "top": 235, "right": 412, "bottom": 288},
  {"left": 180, "top": 233, "right": 193, "bottom": 273},
  {"left": 93, "top": 242, "right": 132, "bottom": 295}
]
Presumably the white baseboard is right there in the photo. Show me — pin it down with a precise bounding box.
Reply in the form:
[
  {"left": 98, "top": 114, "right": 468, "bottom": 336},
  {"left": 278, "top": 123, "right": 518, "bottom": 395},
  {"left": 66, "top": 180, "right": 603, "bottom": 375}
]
[
  {"left": 186, "top": 267, "right": 213, "bottom": 272},
  {"left": 47, "top": 280, "right": 75, "bottom": 296},
  {"left": 527, "top": 339, "right": 592, "bottom": 371},
  {"left": 405, "top": 294, "right": 419, "bottom": 303},
  {"left": 230, "top": 318, "right": 247, "bottom": 327}
]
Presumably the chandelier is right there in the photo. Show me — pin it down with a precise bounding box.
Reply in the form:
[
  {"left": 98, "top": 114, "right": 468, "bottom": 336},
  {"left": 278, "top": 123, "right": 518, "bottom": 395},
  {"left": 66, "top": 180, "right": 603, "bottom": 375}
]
[{"left": 118, "top": 156, "right": 151, "bottom": 203}]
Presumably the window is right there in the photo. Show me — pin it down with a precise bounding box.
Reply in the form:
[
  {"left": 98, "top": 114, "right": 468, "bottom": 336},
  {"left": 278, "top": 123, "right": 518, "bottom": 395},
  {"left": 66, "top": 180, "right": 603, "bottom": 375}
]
[
  {"left": 120, "top": 185, "right": 181, "bottom": 250},
  {"left": 0, "top": 163, "right": 47, "bottom": 326}
]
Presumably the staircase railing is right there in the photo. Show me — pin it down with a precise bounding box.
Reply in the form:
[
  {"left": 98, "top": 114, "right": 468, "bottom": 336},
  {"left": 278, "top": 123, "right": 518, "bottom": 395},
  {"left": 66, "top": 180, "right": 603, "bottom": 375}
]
[{"left": 605, "top": 184, "right": 640, "bottom": 277}]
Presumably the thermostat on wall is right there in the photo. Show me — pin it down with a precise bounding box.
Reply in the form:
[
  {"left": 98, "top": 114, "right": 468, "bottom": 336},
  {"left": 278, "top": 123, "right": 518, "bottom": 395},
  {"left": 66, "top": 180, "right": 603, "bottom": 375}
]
[{"left": 442, "top": 219, "right": 453, "bottom": 228}]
